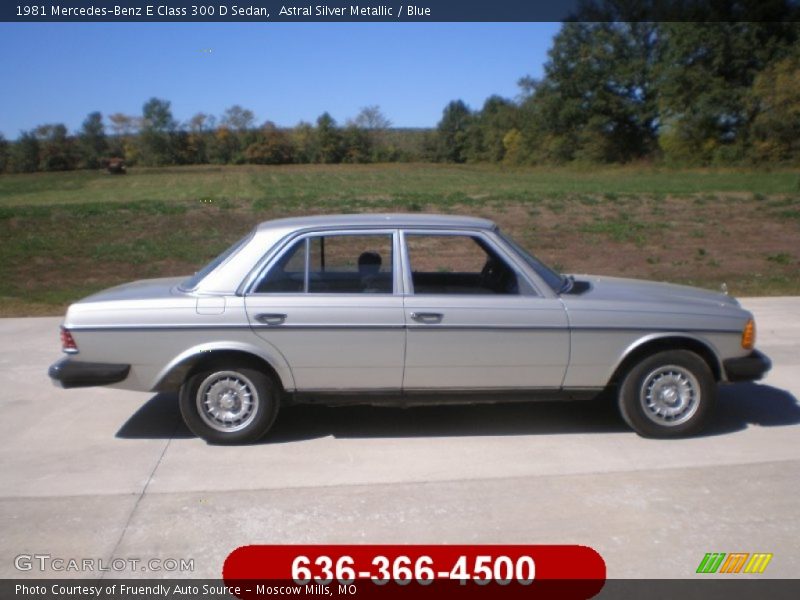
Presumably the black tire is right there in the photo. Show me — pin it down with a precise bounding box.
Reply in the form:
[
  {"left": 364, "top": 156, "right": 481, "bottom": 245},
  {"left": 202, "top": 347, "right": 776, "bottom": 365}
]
[
  {"left": 179, "top": 366, "right": 279, "bottom": 444},
  {"left": 618, "top": 350, "right": 716, "bottom": 438}
]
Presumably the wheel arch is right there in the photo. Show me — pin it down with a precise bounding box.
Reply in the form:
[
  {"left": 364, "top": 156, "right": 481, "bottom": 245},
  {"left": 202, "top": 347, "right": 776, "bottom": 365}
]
[
  {"left": 151, "top": 342, "right": 294, "bottom": 392},
  {"left": 608, "top": 334, "right": 723, "bottom": 388}
]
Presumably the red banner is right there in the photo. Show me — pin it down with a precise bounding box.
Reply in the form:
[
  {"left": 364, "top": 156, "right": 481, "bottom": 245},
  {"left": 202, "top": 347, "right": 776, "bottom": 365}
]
[{"left": 223, "top": 544, "right": 605, "bottom": 599}]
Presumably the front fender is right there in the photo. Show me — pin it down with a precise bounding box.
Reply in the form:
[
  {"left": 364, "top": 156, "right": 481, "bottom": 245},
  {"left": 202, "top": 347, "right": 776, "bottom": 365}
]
[{"left": 608, "top": 332, "right": 725, "bottom": 384}]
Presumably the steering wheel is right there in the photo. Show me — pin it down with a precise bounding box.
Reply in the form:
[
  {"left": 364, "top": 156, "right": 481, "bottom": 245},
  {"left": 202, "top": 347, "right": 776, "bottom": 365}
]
[
  {"left": 480, "top": 258, "right": 503, "bottom": 291},
  {"left": 480, "top": 258, "right": 518, "bottom": 294}
]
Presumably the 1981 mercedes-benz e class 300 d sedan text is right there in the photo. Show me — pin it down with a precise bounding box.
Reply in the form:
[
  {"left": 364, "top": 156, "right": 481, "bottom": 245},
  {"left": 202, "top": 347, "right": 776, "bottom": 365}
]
[{"left": 49, "top": 214, "right": 771, "bottom": 444}]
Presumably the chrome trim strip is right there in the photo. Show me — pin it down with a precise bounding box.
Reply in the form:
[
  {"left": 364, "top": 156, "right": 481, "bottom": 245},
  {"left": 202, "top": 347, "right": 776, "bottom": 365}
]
[
  {"left": 406, "top": 325, "right": 565, "bottom": 331},
  {"left": 569, "top": 326, "right": 741, "bottom": 334},
  {"left": 69, "top": 325, "right": 255, "bottom": 332},
  {"left": 252, "top": 324, "right": 406, "bottom": 331},
  {"left": 69, "top": 324, "right": 742, "bottom": 334},
  {"left": 69, "top": 324, "right": 406, "bottom": 332},
  {"left": 408, "top": 325, "right": 741, "bottom": 333}
]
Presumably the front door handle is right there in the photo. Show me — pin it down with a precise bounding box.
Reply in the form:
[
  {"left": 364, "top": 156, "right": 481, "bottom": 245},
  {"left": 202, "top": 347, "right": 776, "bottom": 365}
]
[
  {"left": 255, "top": 313, "right": 287, "bottom": 326},
  {"left": 410, "top": 312, "right": 444, "bottom": 324}
]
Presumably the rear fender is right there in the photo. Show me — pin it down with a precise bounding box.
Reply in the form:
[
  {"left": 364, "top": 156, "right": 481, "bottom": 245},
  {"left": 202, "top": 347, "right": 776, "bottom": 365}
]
[{"left": 152, "top": 340, "right": 295, "bottom": 392}]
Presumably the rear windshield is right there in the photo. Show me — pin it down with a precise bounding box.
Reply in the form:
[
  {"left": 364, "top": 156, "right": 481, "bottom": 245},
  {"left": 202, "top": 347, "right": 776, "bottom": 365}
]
[{"left": 180, "top": 231, "right": 253, "bottom": 291}]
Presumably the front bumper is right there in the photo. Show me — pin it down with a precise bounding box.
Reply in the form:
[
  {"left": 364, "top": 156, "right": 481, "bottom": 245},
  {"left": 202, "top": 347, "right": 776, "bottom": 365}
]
[
  {"left": 723, "top": 350, "right": 772, "bottom": 383},
  {"left": 48, "top": 358, "right": 130, "bottom": 388}
]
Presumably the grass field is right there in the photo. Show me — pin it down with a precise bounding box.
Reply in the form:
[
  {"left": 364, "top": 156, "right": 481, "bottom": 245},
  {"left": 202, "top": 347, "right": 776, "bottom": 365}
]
[{"left": 1, "top": 163, "right": 799, "bottom": 316}]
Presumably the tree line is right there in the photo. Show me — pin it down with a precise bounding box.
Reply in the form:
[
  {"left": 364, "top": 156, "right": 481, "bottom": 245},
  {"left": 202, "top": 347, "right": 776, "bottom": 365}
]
[
  {"left": 438, "top": 2, "right": 800, "bottom": 167},
  {"left": 0, "top": 102, "right": 425, "bottom": 174},
  {"left": 1, "top": 1, "right": 798, "bottom": 173}
]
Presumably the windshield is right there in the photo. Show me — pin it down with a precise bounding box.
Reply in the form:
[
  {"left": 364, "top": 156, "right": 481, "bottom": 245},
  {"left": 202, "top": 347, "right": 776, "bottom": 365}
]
[
  {"left": 180, "top": 231, "right": 253, "bottom": 291},
  {"left": 498, "top": 231, "right": 565, "bottom": 293}
]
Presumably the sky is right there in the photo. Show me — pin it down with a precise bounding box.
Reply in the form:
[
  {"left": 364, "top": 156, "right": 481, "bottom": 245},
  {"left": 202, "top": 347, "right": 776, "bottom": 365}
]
[{"left": 0, "top": 22, "right": 560, "bottom": 138}]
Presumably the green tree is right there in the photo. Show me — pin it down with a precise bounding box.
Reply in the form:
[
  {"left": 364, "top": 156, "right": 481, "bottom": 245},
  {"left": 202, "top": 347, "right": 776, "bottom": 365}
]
[
  {"left": 342, "top": 123, "right": 372, "bottom": 163},
  {"left": 466, "top": 95, "right": 519, "bottom": 162},
  {"left": 221, "top": 105, "right": 256, "bottom": 131},
  {"left": 354, "top": 105, "right": 391, "bottom": 130},
  {"left": 419, "top": 130, "right": 440, "bottom": 162},
  {"left": 140, "top": 97, "right": 177, "bottom": 165},
  {"left": 107, "top": 113, "right": 141, "bottom": 161},
  {"left": 749, "top": 50, "right": 800, "bottom": 163},
  {"left": 170, "top": 130, "right": 191, "bottom": 165},
  {"left": 244, "top": 122, "right": 295, "bottom": 164},
  {"left": 291, "top": 122, "right": 316, "bottom": 163},
  {"left": 315, "top": 112, "right": 344, "bottom": 163},
  {"left": 220, "top": 105, "right": 257, "bottom": 163},
  {"left": 185, "top": 112, "right": 215, "bottom": 164},
  {"left": 143, "top": 97, "right": 177, "bottom": 131},
  {"left": 519, "top": 18, "right": 661, "bottom": 164},
  {"left": 353, "top": 105, "right": 392, "bottom": 161},
  {"left": 0, "top": 133, "right": 8, "bottom": 173},
  {"left": 9, "top": 131, "right": 40, "bottom": 173},
  {"left": 436, "top": 100, "right": 473, "bottom": 163},
  {"left": 78, "top": 111, "right": 108, "bottom": 169},
  {"left": 656, "top": 16, "right": 798, "bottom": 164},
  {"left": 35, "top": 123, "right": 78, "bottom": 171},
  {"left": 108, "top": 113, "right": 139, "bottom": 137},
  {"left": 502, "top": 128, "right": 525, "bottom": 165},
  {"left": 207, "top": 125, "right": 238, "bottom": 164}
]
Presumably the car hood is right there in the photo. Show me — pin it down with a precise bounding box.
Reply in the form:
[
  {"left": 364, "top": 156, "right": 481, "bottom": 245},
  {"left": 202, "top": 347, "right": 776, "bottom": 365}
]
[
  {"left": 566, "top": 275, "right": 740, "bottom": 310},
  {"left": 77, "top": 276, "right": 186, "bottom": 304}
]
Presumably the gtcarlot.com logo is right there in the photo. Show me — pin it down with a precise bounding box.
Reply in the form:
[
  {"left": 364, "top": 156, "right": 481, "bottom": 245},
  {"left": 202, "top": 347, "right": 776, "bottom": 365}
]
[
  {"left": 696, "top": 552, "right": 772, "bottom": 574},
  {"left": 14, "top": 554, "right": 195, "bottom": 573}
]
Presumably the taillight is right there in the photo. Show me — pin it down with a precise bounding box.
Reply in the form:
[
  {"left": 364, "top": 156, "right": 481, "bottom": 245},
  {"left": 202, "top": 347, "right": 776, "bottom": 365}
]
[
  {"left": 60, "top": 327, "right": 78, "bottom": 354},
  {"left": 741, "top": 318, "right": 755, "bottom": 350}
]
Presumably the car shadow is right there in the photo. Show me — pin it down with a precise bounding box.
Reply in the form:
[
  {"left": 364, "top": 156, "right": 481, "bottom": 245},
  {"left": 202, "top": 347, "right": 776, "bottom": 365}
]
[
  {"left": 711, "top": 382, "right": 800, "bottom": 433},
  {"left": 115, "top": 383, "right": 800, "bottom": 443},
  {"left": 115, "top": 392, "right": 194, "bottom": 440}
]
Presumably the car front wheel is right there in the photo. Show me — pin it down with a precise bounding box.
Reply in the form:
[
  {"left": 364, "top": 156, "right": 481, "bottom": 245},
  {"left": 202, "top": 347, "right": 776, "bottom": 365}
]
[
  {"left": 179, "top": 366, "right": 279, "bottom": 444},
  {"left": 618, "top": 350, "right": 716, "bottom": 438}
]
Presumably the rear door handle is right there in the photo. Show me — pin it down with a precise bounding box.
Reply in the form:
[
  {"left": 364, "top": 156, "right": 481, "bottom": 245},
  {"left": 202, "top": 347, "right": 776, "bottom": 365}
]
[
  {"left": 410, "top": 312, "right": 444, "bottom": 324},
  {"left": 255, "top": 313, "right": 287, "bottom": 326}
]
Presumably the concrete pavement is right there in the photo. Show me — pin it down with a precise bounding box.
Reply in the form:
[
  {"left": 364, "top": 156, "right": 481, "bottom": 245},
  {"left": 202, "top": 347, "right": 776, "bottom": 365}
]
[{"left": 0, "top": 298, "right": 798, "bottom": 583}]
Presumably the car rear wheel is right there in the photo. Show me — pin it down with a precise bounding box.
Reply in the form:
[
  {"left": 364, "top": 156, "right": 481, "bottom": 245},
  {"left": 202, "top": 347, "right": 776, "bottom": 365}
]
[
  {"left": 618, "top": 350, "right": 716, "bottom": 438},
  {"left": 179, "top": 366, "right": 279, "bottom": 444}
]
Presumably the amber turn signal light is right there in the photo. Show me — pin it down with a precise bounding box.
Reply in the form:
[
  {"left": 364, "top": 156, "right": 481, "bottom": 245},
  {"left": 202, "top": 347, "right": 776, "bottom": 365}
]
[{"left": 741, "top": 318, "right": 755, "bottom": 350}]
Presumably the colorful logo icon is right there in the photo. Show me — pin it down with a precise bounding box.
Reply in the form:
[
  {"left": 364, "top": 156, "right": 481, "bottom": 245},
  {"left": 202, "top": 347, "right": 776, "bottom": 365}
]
[{"left": 696, "top": 553, "right": 772, "bottom": 574}]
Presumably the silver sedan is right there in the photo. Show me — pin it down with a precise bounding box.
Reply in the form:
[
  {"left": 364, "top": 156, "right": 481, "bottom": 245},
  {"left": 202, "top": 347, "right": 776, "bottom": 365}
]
[{"left": 49, "top": 214, "right": 771, "bottom": 443}]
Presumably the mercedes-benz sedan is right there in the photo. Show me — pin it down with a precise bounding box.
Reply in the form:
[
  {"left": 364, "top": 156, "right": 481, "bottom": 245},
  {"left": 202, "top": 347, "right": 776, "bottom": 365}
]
[{"left": 49, "top": 214, "right": 771, "bottom": 443}]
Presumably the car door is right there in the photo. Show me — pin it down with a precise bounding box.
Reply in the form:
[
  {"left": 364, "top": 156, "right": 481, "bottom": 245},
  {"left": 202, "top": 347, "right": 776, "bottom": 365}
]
[
  {"left": 244, "top": 230, "right": 406, "bottom": 391},
  {"left": 401, "top": 230, "right": 569, "bottom": 390}
]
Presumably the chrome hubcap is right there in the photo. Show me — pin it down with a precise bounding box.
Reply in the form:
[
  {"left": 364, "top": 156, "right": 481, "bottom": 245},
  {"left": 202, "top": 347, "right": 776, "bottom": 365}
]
[
  {"left": 640, "top": 365, "right": 700, "bottom": 426},
  {"left": 196, "top": 371, "right": 259, "bottom": 433}
]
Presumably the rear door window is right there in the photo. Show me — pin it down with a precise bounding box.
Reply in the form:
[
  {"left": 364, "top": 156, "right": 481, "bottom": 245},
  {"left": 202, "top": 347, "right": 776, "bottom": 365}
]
[{"left": 255, "top": 233, "right": 394, "bottom": 294}]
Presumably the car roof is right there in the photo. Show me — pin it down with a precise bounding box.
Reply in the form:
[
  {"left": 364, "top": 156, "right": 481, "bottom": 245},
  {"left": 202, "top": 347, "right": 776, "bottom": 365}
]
[{"left": 255, "top": 213, "right": 497, "bottom": 233}]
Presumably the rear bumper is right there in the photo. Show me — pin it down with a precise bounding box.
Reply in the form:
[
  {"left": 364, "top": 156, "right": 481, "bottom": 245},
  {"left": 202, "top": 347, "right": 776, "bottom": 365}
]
[
  {"left": 723, "top": 350, "right": 772, "bottom": 383},
  {"left": 48, "top": 358, "right": 130, "bottom": 388}
]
